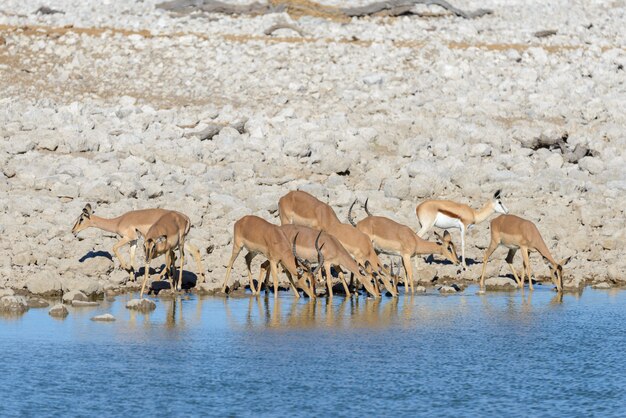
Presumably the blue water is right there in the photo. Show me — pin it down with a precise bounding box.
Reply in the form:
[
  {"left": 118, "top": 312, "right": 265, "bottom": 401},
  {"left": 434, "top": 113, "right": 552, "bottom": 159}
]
[{"left": 1, "top": 286, "right": 625, "bottom": 417}]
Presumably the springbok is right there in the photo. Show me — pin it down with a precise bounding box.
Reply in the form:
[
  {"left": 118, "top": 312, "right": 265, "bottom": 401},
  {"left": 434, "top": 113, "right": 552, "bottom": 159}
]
[
  {"left": 479, "top": 214, "right": 571, "bottom": 292},
  {"left": 278, "top": 190, "right": 397, "bottom": 297},
  {"left": 349, "top": 200, "right": 459, "bottom": 293},
  {"left": 71, "top": 204, "right": 171, "bottom": 281},
  {"left": 415, "top": 190, "right": 508, "bottom": 269},
  {"left": 136, "top": 211, "right": 205, "bottom": 298},
  {"left": 221, "top": 215, "right": 315, "bottom": 299},
  {"left": 284, "top": 224, "right": 380, "bottom": 298}
]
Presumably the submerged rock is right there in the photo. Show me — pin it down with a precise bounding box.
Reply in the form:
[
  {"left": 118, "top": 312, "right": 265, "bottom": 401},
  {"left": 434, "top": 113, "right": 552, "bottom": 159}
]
[
  {"left": 48, "top": 303, "right": 69, "bottom": 318},
  {"left": 91, "top": 313, "right": 116, "bottom": 322},
  {"left": 27, "top": 297, "right": 50, "bottom": 308},
  {"left": 592, "top": 282, "right": 612, "bottom": 289},
  {"left": 0, "top": 295, "right": 29, "bottom": 314},
  {"left": 126, "top": 298, "right": 156, "bottom": 312},
  {"left": 414, "top": 286, "right": 427, "bottom": 293},
  {"left": 485, "top": 276, "right": 519, "bottom": 290},
  {"left": 72, "top": 300, "right": 100, "bottom": 307}
]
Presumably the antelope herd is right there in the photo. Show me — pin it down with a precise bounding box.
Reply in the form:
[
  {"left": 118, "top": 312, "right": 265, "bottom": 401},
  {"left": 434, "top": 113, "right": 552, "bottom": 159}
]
[{"left": 72, "top": 190, "right": 571, "bottom": 298}]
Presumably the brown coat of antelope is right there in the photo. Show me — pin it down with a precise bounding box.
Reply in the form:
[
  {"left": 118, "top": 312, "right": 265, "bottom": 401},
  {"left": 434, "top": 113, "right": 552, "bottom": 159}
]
[
  {"left": 278, "top": 190, "right": 397, "bottom": 297},
  {"left": 479, "top": 214, "right": 571, "bottom": 291},
  {"left": 349, "top": 200, "right": 459, "bottom": 293},
  {"left": 137, "top": 211, "right": 205, "bottom": 298},
  {"left": 221, "top": 215, "right": 316, "bottom": 299},
  {"left": 282, "top": 224, "right": 380, "bottom": 298},
  {"left": 71, "top": 204, "right": 171, "bottom": 282}
]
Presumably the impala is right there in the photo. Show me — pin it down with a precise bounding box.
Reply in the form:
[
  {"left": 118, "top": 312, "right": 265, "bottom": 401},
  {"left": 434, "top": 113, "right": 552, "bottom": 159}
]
[
  {"left": 479, "top": 214, "right": 571, "bottom": 291},
  {"left": 416, "top": 190, "right": 508, "bottom": 269},
  {"left": 350, "top": 199, "right": 459, "bottom": 293},
  {"left": 285, "top": 225, "right": 380, "bottom": 298},
  {"left": 136, "top": 211, "right": 205, "bottom": 298},
  {"left": 72, "top": 204, "right": 171, "bottom": 282},
  {"left": 278, "top": 190, "right": 397, "bottom": 297},
  {"left": 221, "top": 215, "right": 315, "bottom": 299}
]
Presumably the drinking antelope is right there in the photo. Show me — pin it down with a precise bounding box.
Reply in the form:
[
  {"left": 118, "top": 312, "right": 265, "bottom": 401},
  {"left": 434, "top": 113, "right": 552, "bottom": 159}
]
[
  {"left": 284, "top": 224, "right": 380, "bottom": 298},
  {"left": 479, "top": 214, "right": 571, "bottom": 291},
  {"left": 349, "top": 200, "right": 459, "bottom": 293},
  {"left": 71, "top": 204, "right": 171, "bottom": 282},
  {"left": 221, "top": 215, "right": 316, "bottom": 299},
  {"left": 278, "top": 190, "right": 397, "bottom": 297},
  {"left": 415, "top": 190, "right": 508, "bottom": 269},
  {"left": 137, "top": 211, "right": 205, "bottom": 298}
]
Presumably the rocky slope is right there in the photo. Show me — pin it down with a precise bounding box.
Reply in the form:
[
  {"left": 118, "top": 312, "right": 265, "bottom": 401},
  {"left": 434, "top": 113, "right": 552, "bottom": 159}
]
[{"left": 0, "top": 0, "right": 624, "bottom": 296}]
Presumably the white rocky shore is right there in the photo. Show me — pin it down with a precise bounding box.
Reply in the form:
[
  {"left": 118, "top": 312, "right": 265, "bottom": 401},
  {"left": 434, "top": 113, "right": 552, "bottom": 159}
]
[{"left": 0, "top": 0, "right": 624, "bottom": 298}]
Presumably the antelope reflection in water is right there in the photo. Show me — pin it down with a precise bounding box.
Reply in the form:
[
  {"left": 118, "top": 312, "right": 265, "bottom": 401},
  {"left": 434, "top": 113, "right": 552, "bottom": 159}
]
[{"left": 236, "top": 295, "right": 412, "bottom": 330}]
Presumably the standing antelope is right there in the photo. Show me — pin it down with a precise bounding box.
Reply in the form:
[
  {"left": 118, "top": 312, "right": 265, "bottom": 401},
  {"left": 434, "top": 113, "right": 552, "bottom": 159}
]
[
  {"left": 416, "top": 190, "right": 508, "bottom": 269},
  {"left": 221, "top": 215, "right": 315, "bottom": 299},
  {"left": 137, "top": 211, "right": 205, "bottom": 298},
  {"left": 278, "top": 190, "right": 397, "bottom": 297},
  {"left": 349, "top": 200, "right": 459, "bottom": 293},
  {"left": 71, "top": 204, "right": 171, "bottom": 282},
  {"left": 479, "top": 214, "right": 571, "bottom": 292},
  {"left": 284, "top": 224, "right": 380, "bottom": 298}
]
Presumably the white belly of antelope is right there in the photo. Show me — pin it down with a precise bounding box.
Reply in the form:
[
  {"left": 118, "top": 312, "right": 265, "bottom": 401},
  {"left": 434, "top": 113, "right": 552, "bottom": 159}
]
[{"left": 434, "top": 212, "right": 463, "bottom": 230}]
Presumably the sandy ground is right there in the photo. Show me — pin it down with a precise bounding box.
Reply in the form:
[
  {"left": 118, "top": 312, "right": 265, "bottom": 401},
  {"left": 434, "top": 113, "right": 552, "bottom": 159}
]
[{"left": 0, "top": 0, "right": 624, "bottom": 297}]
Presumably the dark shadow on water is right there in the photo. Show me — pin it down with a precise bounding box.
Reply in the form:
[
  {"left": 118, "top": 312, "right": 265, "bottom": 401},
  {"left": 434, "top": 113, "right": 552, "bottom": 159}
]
[{"left": 79, "top": 251, "right": 113, "bottom": 262}]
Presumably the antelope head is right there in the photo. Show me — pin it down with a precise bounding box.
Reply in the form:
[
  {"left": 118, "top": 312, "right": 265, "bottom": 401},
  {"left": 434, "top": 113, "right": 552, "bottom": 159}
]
[
  {"left": 492, "top": 189, "right": 509, "bottom": 214},
  {"left": 549, "top": 256, "right": 572, "bottom": 292},
  {"left": 72, "top": 204, "right": 93, "bottom": 236},
  {"left": 434, "top": 231, "right": 460, "bottom": 265},
  {"left": 137, "top": 229, "right": 166, "bottom": 262}
]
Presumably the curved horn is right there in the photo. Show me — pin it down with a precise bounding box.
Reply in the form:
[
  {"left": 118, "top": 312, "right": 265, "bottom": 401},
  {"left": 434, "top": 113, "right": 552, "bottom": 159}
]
[
  {"left": 312, "top": 232, "right": 325, "bottom": 276},
  {"left": 348, "top": 199, "right": 358, "bottom": 227},
  {"left": 364, "top": 198, "right": 373, "bottom": 217},
  {"left": 292, "top": 232, "right": 310, "bottom": 269}
]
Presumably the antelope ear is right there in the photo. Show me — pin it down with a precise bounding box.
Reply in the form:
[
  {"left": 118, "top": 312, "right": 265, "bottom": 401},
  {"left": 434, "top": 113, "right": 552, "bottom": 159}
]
[
  {"left": 135, "top": 229, "right": 144, "bottom": 240},
  {"left": 560, "top": 256, "right": 572, "bottom": 266},
  {"left": 443, "top": 230, "right": 451, "bottom": 240},
  {"left": 494, "top": 189, "right": 501, "bottom": 199},
  {"left": 84, "top": 203, "right": 93, "bottom": 216}
]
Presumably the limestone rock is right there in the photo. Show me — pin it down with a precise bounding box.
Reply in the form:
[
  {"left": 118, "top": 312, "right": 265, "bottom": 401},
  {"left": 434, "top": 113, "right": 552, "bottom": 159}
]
[
  {"left": 438, "top": 285, "right": 460, "bottom": 294},
  {"left": 126, "top": 298, "right": 156, "bottom": 312},
  {"left": 72, "top": 300, "right": 100, "bottom": 307},
  {"left": 484, "top": 276, "right": 519, "bottom": 290},
  {"left": 62, "top": 290, "right": 88, "bottom": 303},
  {"left": 48, "top": 303, "right": 69, "bottom": 318},
  {"left": 91, "top": 313, "right": 116, "bottom": 322},
  {"left": 591, "top": 282, "right": 611, "bottom": 289},
  {"left": 27, "top": 297, "right": 50, "bottom": 308},
  {"left": 26, "top": 270, "right": 61, "bottom": 296},
  {"left": 0, "top": 288, "right": 14, "bottom": 297},
  {"left": 0, "top": 295, "right": 29, "bottom": 314},
  {"left": 563, "top": 277, "right": 585, "bottom": 291}
]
